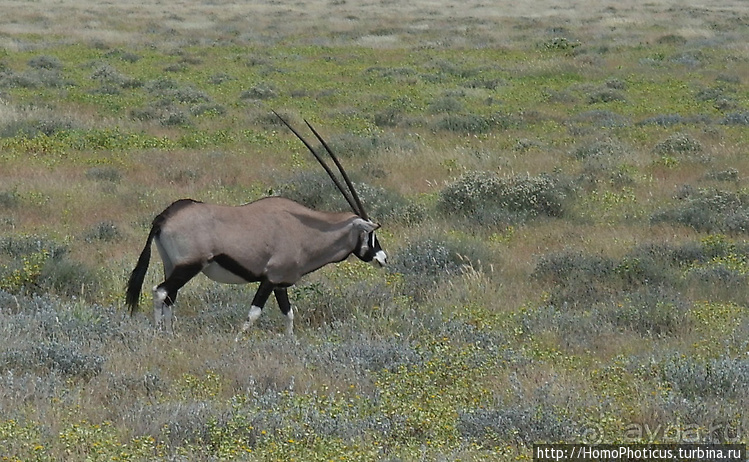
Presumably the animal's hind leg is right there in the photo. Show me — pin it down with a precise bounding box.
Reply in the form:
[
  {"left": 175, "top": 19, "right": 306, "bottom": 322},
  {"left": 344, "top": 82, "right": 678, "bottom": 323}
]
[
  {"left": 153, "top": 287, "right": 168, "bottom": 332},
  {"left": 153, "top": 262, "right": 203, "bottom": 334},
  {"left": 274, "top": 288, "right": 294, "bottom": 336}
]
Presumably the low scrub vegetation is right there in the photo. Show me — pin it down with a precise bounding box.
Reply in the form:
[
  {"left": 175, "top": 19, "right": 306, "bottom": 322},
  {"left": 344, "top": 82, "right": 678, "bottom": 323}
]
[
  {"left": 652, "top": 187, "right": 749, "bottom": 234},
  {"left": 0, "top": 0, "right": 747, "bottom": 460},
  {"left": 438, "top": 171, "right": 570, "bottom": 226}
]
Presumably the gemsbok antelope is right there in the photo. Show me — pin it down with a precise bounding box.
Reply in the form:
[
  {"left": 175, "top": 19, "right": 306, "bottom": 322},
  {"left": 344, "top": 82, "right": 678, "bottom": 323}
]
[{"left": 126, "top": 112, "right": 387, "bottom": 336}]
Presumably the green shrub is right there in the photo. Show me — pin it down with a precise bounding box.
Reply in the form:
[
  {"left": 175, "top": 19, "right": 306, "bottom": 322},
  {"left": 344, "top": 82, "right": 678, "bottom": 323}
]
[
  {"left": 573, "top": 138, "right": 631, "bottom": 182},
  {"left": 392, "top": 239, "right": 466, "bottom": 280},
  {"left": 373, "top": 97, "right": 417, "bottom": 128},
  {"left": 519, "top": 303, "right": 611, "bottom": 352},
  {"left": 686, "top": 261, "right": 748, "bottom": 286},
  {"left": 133, "top": 400, "right": 231, "bottom": 451},
  {"left": 534, "top": 244, "right": 684, "bottom": 307},
  {"left": 656, "top": 34, "right": 687, "bottom": 45},
  {"left": 438, "top": 171, "right": 569, "bottom": 226},
  {"left": 325, "top": 332, "right": 423, "bottom": 374},
  {"left": 463, "top": 77, "right": 502, "bottom": 90},
  {"left": 391, "top": 234, "right": 490, "bottom": 300},
  {"left": 120, "top": 51, "right": 141, "bottom": 63},
  {"left": 0, "top": 116, "right": 78, "bottom": 138},
  {"left": 129, "top": 106, "right": 159, "bottom": 122},
  {"left": 705, "top": 168, "right": 740, "bottom": 182},
  {"left": 680, "top": 236, "right": 749, "bottom": 302},
  {"left": 240, "top": 83, "right": 278, "bottom": 100},
  {"left": 287, "top": 279, "right": 385, "bottom": 329},
  {"left": 84, "top": 221, "right": 121, "bottom": 242},
  {"left": 721, "top": 111, "right": 749, "bottom": 125},
  {"left": 570, "top": 110, "right": 629, "bottom": 129},
  {"left": 144, "top": 77, "right": 178, "bottom": 94},
  {"left": 587, "top": 88, "right": 626, "bottom": 104},
  {"left": 171, "top": 86, "right": 211, "bottom": 105},
  {"left": 637, "top": 114, "right": 686, "bottom": 127},
  {"left": 161, "top": 166, "right": 201, "bottom": 183},
  {"left": 0, "top": 235, "right": 99, "bottom": 298},
  {"left": 39, "top": 258, "right": 100, "bottom": 298},
  {"left": 662, "top": 356, "right": 749, "bottom": 400},
  {"left": 317, "top": 132, "right": 417, "bottom": 159},
  {"left": 433, "top": 112, "right": 515, "bottom": 134},
  {"left": 28, "top": 55, "right": 62, "bottom": 70},
  {"left": 459, "top": 383, "right": 582, "bottom": 445},
  {"left": 0, "top": 235, "right": 67, "bottom": 260},
  {"left": 651, "top": 187, "right": 749, "bottom": 234},
  {"left": 533, "top": 250, "right": 616, "bottom": 305},
  {"left": 325, "top": 133, "right": 382, "bottom": 158},
  {"left": 601, "top": 286, "right": 691, "bottom": 337},
  {"left": 160, "top": 108, "right": 190, "bottom": 127},
  {"left": 427, "top": 96, "right": 464, "bottom": 114},
  {"left": 85, "top": 166, "right": 122, "bottom": 183},
  {"left": 373, "top": 106, "right": 404, "bottom": 127},
  {"left": 288, "top": 280, "right": 349, "bottom": 328},
  {"left": 35, "top": 341, "right": 104, "bottom": 379},
  {"left": 208, "top": 72, "right": 234, "bottom": 85},
  {"left": 134, "top": 78, "right": 211, "bottom": 126},
  {"left": 653, "top": 132, "right": 703, "bottom": 156},
  {"left": 131, "top": 77, "right": 212, "bottom": 126},
  {"left": 191, "top": 103, "right": 226, "bottom": 116},
  {"left": 0, "top": 67, "right": 72, "bottom": 89},
  {"left": 91, "top": 64, "right": 141, "bottom": 89},
  {"left": 535, "top": 237, "right": 749, "bottom": 309},
  {"left": 541, "top": 37, "right": 580, "bottom": 51},
  {"left": 573, "top": 139, "right": 626, "bottom": 160},
  {"left": 0, "top": 189, "right": 20, "bottom": 208},
  {"left": 3, "top": 340, "right": 104, "bottom": 379}
]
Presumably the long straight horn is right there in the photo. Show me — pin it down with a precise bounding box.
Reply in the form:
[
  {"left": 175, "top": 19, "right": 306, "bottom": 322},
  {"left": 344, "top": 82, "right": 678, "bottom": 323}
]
[
  {"left": 304, "top": 119, "right": 369, "bottom": 221},
  {"left": 272, "top": 111, "right": 361, "bottom": 216}
]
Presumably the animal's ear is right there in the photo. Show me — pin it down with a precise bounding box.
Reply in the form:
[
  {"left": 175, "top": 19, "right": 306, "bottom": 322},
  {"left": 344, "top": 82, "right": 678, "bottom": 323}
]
[{"left": 353, "top": 218, "right": 380, "bottom": 233}]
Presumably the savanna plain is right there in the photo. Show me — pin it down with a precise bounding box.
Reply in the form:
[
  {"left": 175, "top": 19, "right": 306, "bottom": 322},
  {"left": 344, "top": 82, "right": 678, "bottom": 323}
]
[{"left": 0, "top": 0, "right": 748, "bottom": 460}]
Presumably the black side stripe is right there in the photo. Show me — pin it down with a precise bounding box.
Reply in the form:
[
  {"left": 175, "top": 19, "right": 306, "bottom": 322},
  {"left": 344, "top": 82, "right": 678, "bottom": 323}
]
[{"left": 211, "top": 254, "right": 262, "bottom": 283}]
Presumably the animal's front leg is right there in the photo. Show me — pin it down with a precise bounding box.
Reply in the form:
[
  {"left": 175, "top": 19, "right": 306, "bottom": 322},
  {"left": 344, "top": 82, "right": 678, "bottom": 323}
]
[{"left": 236, "top": 280, "right": 274, "bottom": 341}]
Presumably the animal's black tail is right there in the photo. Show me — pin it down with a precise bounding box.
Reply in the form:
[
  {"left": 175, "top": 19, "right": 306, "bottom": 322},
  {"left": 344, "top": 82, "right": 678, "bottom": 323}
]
[
  {"left": 126, "top": 199, "right": 198, "bottom": 314},
  {"left": 126, "top": 226, "right": 158, "bottom": 315}
]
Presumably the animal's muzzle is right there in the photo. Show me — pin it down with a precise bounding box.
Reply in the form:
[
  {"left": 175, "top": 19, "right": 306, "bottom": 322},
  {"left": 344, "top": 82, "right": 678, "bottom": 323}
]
[{"left": 373, "top": 250, "right": 388, "bottom": 267}]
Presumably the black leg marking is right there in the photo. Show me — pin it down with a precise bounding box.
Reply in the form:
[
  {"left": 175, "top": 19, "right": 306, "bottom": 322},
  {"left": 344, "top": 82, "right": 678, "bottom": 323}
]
[
  {"left": 274, "top": 288, "right": 291, "bottom": 315},
  {"left": 157, "top": 262, "right": 203, "bottom": 305},
  {"left": 275, "top": 287, "right": 294, "bottom": 335},
  {"left": 237, "top": 280, "right": 277, "bottom": 340},
  {"left": 251, "top": 279, "right": 275, "bottom": 309}
]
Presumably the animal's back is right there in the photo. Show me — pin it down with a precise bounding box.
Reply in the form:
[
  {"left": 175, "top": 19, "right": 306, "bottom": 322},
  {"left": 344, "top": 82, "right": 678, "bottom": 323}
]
[{"left": 156, "top": 196, "right": 355, "bottom": 267}]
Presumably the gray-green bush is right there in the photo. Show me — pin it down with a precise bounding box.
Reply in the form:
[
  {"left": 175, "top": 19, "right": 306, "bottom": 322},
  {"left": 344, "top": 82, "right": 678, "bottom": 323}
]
[
  {"left": 438, "top": 171, "right": 570, "bottom": 226},
  {"left": 391, "top": 234, "right": 491, "bottom": 300},
  {"left": 651, "top": 187, "right": 749, "bottom": 234}
]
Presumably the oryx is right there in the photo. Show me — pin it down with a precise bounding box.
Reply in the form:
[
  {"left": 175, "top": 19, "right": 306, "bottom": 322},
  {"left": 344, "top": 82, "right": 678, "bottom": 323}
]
[{"left": 125, "top": 112, "right": 387, "bottom": 336}]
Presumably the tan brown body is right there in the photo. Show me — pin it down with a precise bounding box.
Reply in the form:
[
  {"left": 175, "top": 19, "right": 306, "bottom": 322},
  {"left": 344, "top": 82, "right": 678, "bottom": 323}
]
[{"left": 157, "top": 197, "right": 369, "bottom": 285}]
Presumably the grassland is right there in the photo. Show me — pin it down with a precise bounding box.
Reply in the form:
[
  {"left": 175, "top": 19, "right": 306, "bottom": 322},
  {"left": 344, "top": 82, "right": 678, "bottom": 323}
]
[{"left": 0, "top": 0, "right": 748, "bottom": 460}]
